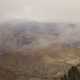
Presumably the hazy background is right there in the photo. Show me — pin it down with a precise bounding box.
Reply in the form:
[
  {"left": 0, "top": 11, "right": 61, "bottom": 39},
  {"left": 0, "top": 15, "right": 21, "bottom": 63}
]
[{"left": 0, "top": 0, "right": 80, "bottom": 23}]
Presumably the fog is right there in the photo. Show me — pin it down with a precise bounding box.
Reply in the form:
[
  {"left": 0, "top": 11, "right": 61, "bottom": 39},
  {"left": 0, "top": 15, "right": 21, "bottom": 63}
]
[
  {"left": 0, "top": 0, "right": 80, "bottom": 48},
  {"left": 0, "top": 0, "right": 80, "bottom": 23}
]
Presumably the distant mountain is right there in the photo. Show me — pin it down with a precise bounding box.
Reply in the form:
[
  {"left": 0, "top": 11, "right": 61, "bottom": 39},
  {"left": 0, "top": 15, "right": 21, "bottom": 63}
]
[{"left": 0, "top": 19, "right": 80, "bottom": 49}]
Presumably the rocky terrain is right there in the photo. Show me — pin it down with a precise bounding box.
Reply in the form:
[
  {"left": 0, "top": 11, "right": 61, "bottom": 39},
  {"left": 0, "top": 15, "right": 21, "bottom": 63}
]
[{"left": 0, "top": 19, "right": 80, "bottom": 80}]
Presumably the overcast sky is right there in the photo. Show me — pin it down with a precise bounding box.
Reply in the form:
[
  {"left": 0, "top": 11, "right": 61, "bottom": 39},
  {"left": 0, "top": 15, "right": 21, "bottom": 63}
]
[{"left": 0, "top": 0, "right": 80, "bottom": 23}]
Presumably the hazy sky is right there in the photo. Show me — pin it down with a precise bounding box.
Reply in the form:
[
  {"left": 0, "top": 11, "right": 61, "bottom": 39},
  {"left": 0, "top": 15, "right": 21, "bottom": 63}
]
[{"left": 0, "top": 0, "right": 80, "bottom": 23}]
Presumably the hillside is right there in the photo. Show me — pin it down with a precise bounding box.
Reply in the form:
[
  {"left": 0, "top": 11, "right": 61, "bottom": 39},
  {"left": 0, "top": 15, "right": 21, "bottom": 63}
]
[{"left": 0, "top": 20, "right": 80, "bottom": 80}]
